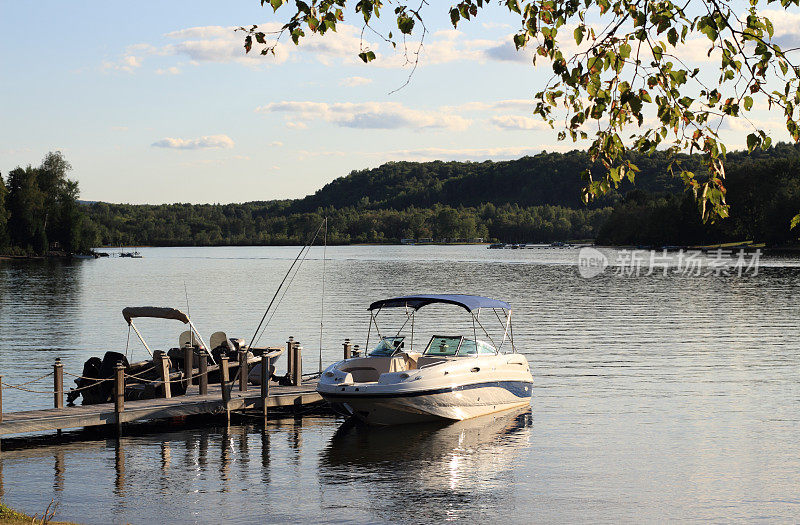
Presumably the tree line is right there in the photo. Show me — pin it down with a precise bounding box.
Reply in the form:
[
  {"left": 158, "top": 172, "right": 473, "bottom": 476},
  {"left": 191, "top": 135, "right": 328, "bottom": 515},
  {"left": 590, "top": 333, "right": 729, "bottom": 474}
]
[
  {"left": 4, "top": 145, "right": 800, "bottom": 252},
  {"left": 0, "top": 152, "right": 98, "bottom": 256},
  {"left": 87, "top": 201, "right": 611, "bottom": 246}
]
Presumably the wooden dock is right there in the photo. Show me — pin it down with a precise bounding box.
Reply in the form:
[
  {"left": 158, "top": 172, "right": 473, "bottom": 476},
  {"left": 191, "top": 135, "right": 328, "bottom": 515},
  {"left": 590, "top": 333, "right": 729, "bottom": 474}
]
[
  {"left": 0, "top": 382, "right": 322, "bottom": 437},
  {"left": 0, "top": 342, "right": 333, "bottom": 442}
]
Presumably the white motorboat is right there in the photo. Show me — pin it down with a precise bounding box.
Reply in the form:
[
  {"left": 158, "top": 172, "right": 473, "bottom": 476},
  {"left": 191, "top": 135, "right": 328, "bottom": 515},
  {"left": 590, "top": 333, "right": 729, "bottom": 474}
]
[{"left": 317, "top": 294, "right": 533, "bottom": 425}]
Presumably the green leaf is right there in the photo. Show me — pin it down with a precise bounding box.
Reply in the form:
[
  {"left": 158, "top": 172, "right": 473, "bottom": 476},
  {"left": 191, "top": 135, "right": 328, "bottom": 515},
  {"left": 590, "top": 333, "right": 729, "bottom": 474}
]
[
  {"left": 667, "top": 28, "right": 678, "bottom": 46},
  {"left": 450, "top": 7, "right": 460, "bottom": 26},
  {"left": 358, "top": 50, "right": 376, "bottom": 63},
  {"left": 270, "top": 0, "right": 284, "bottom": 11},
  {"left": 397, "top": 14, "right": 415, "bottom": 34},
  {"left": 574, "top": 26, "right": 584, "bottom": 45},
  {"left": 791, "top": 213, "right": 800, "bottom": 230},
  {"left": 744, "top": 96, "right": 753, "bottom": 111},
  {"left": 746, "top": 132, "right": 759, "bottom": 152}
]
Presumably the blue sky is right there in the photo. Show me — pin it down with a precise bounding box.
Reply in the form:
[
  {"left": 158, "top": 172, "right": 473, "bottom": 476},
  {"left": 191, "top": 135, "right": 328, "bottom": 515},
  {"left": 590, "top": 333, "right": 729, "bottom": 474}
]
[{"left": 1, "top": 1, "right": 795, "bottom": 203}]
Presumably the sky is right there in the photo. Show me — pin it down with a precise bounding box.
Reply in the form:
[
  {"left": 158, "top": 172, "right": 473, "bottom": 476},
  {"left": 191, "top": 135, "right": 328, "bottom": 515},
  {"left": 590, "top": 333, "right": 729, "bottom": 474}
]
[{"left": 1, "top": 1, "right": 797, "bottom": 204}]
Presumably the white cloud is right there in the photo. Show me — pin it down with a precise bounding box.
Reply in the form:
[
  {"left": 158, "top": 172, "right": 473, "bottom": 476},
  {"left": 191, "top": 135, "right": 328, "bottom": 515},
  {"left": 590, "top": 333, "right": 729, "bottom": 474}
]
[
  {"left": 491, "top": 115, "right": 550, "bottom": 130},
  {"left": 160, "top": 23, "right": 375, "bottom": 68},
  {"left": 761, "top": 9, "right": 800, "bottom": 48},
  {"left": 268, "top": 141, "right": 284, "bottom": 147},
  {"left": 103, "top": 53, "right": 144, "bottom": 73},
  {"left": 447, "top": 99, "right": 534, "bottom": 113},
  {"left": 482, "top": 22, "right": 512, "bottom": 30},
  {"left": 151, "top": 134, "right": 235, "bottom": 150},
  {"left": 340, "top": 76, "right": 373, "bottom": 87},
  {"left": 256, "top": 101, "right": 471, "bottom": 131},
  {"left": 110, "top": 126, "right": 129, "bottom": 132},
  {"left": 156, "top": 66, "right": 181, "bottom": 75},
  {"left": 385, "top": 145, "right": 542, "bottom": 161},
  {"left": 118, "top": 23, "right": 536, "bottom": 73}
]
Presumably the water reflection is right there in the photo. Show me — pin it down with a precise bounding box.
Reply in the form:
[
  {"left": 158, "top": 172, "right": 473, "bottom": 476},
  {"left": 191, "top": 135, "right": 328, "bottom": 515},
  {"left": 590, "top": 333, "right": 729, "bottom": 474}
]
[
  {"left": 319, "top": 408, "right": 533, "bottom": 522},
  {"left": 1, "top": 246, "right": 800, "bottom": 521}
]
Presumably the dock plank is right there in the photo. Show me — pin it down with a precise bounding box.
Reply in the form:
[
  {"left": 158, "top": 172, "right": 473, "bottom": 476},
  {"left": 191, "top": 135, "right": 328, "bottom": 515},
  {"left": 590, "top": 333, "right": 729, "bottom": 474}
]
[{"left": 0, "top": 382, "right": 322, "bottom": 436}]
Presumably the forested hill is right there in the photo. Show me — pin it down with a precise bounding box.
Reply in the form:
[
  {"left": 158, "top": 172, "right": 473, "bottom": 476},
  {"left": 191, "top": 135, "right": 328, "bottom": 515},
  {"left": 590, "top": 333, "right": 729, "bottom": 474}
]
[
  {"left": 288, "top": 149, "right": 693, "bottom": 213},
  {"left": 81, "top": 143, "right": 800, "bottom": 246}
]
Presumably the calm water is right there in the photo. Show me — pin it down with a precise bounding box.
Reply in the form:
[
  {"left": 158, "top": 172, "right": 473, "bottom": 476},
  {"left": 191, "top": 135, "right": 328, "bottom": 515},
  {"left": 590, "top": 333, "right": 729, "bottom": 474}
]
[{"left": 0, "top": 245, "right": 799, "bottom": 523}]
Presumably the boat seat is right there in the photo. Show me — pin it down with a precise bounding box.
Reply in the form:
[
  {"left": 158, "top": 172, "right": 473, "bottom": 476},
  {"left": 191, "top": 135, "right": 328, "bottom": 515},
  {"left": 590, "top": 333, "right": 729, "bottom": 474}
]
[
  {"left": 179, "top": 330, "right": 204, "bottom": 349},
  {"left": 417, "top": 357, "right": 447, "bottom": 368},
  {"left": 210, "top": 331, "right": 233, "bottom": 351},
  {"left": 398, "top": 351, "right": 421, "bottom": 370},
  {"left": 341, "top": 356, "right": 410, "bottom": 382}
]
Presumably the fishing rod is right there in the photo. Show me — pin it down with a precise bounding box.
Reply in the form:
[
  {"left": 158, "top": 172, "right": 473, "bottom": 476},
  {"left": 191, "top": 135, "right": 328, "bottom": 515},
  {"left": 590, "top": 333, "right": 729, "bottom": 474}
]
[{"left": 246, "top": 219, "right": 326, "bottom": 352}]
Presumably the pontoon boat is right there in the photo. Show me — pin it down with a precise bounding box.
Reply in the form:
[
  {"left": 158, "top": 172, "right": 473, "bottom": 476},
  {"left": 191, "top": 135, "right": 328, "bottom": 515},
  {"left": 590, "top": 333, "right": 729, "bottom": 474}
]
[{"left": 67, "top": 306, "right": 282, "bottom": 405}]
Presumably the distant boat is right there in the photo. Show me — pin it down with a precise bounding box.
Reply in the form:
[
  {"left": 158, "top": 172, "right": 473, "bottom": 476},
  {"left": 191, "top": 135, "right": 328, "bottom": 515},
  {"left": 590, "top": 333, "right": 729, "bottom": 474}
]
[
  {"left": 120, "top": 250, "right": 142, "bottom": 258},
  {"left": 488, "top": 243, "right": 506, "bottom": 249}
]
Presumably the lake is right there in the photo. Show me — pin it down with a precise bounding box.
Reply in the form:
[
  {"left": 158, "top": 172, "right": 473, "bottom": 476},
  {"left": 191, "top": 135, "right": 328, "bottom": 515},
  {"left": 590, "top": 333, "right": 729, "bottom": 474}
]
[{"left": 0, "top": 245, "right": 799, "bottom": 523}]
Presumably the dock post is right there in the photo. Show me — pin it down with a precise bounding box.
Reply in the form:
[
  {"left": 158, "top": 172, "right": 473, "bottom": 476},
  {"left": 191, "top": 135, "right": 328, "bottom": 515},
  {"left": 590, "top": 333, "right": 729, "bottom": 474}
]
[
  {"left": 292, "top": 343, "right": 302, "bottom": 386},
  {"left": 114, "top": 362, "right": 125, "bottom": 436},
  {"left": 183, "top": 346, "right": 193, "bottom": 390},
  {"left": 353, "top": 344, "right": 360, "bottom": 357},
  {"left": 0, "top": 374, "right": 3, "bottom": 424},
  {"left": 220, "top": 356, "right": 230, "bottom": 425},
  {"left": 286, "top": 336, "right": 295, "bottom": 378},
  {"left": 343, "top": 339, "right": 352, "bottom": 360},
  {"left": 157, "top": 352, "right": 171, "bottom": 399},
  {"left": 198, "top": 353, "right": 208, "bottom": 395},
  {"left": 53, "top": 358, "right": 64, "bottom": 409},
  {"left": 238, "top": 350, "right": 248, "bottom": 392},
  {"left": 260, "top": 354, "right": 269, "bottom": 419}
]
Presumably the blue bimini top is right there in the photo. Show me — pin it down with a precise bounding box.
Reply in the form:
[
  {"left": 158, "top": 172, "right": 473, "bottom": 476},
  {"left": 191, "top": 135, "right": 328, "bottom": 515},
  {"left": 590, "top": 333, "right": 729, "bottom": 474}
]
[{"left": 368, "top": 294, "right": 511, "bottom": 313}]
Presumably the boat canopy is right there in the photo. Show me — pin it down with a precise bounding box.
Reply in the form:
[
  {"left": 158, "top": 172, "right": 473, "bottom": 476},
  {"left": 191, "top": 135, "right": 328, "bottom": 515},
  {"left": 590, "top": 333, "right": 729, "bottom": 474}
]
[
  {"left": 122, "top": 306, "right": 191, "bottom": 325},
  {"left": 368, "top": 294, "right": 510, "bottom": 313}
]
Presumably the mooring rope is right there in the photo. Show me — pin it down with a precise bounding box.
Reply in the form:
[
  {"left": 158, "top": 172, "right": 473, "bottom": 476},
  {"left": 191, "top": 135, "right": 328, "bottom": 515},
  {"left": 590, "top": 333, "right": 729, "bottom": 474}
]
[{"left": 2, "top": 370, "right": 54, "bottom": 386}]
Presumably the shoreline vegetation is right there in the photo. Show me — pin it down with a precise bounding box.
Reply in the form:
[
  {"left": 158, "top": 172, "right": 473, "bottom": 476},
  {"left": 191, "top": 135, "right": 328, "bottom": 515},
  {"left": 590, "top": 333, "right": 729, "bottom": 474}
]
[
  {"left": 3, "top": 145, "right": 800, "bottom": 257},
  {"left": 0, "top": 500, "right": 76, "bottom": 525}
]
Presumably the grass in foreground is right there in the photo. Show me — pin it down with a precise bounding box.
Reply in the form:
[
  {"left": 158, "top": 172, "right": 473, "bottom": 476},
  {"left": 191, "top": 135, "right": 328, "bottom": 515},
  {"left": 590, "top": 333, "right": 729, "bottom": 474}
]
[{"left": 0, "top": 500, "right": 78, "bottom": 525}]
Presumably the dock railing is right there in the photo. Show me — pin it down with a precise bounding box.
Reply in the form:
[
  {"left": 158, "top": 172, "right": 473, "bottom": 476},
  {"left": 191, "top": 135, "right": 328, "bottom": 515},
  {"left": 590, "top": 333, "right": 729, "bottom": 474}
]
[{"left": 0, "top": 348, "right": 327, "bottom": 445}]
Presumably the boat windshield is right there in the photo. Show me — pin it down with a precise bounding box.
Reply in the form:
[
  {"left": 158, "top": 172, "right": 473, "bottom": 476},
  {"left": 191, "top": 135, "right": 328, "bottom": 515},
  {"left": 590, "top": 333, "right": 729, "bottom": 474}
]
[
  {"left": 423, "top": 336, "right": 498, "bottom": 356},
  {"left": 423, "top": 336, "right": 463, "bottom": 356},
  {"left": 369, "top": 336, "right": 405, "bottom": 357}
]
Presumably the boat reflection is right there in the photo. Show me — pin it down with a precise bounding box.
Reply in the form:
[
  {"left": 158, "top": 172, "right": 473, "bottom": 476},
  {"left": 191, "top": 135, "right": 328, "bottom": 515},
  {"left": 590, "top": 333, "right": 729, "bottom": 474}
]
[{"left": 318, "top": 406, "right": 533, "bottom": 522}]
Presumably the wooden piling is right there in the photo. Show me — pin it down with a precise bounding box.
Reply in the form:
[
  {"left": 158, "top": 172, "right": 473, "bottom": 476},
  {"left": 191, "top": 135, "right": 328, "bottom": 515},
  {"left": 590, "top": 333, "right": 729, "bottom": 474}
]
[
  {"left": 220, "top": 356, "right": 230, "bottom": 403},
  {"left": 53, "top": 358, "right": 64, "bottom": 409},
  {"left": 114, "top": 362, "right": 125, "bottom": 436},
  {"left": 0, "top": 375, "right": 3, "bottom": 424},
  {"left": 343, "top": 339, "right": 352, "bottom": 360},
  {"left": 292, "top": 343, "right": 302, "bottom": 386},
  {"left": 198, "top": 353, "right": 208, "bottom": 395},
  {"left": 220, "top": 355, "right": 230, "bottom": 425},
  {"left": 157, "top": 352, "right": 171, "bottom": 399},
  {"left": 260, "top": 354, "right": 269, "bottom": 419},
  {"left": 238, "top": 350, "right": 248, "bottom": 392},
  {"left": 183, "top": 346, "right": 193, "bottom": 390},
  {"left": 286, "top": 336, "right": 295, "bottom": 378},
  {"left": 353, "top": 344, "right": 360, "bottom": 357}
]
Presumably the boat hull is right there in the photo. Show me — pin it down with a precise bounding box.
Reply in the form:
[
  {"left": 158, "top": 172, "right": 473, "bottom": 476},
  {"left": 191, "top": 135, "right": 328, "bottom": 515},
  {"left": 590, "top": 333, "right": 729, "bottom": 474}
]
[{"left": 321, "top": 380, "right": 532, "bottom": 425}]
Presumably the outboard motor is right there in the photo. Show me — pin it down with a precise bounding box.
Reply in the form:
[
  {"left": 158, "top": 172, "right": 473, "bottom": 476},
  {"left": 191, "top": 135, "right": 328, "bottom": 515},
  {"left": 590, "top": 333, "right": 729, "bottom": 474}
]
[{"left": 68, "top": 352, "right": 129, "bottom": 405}]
